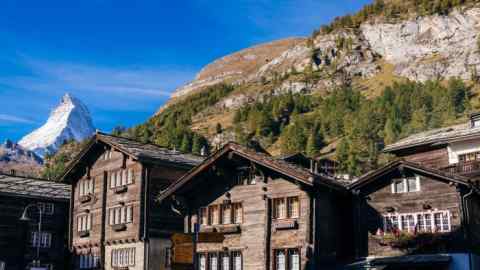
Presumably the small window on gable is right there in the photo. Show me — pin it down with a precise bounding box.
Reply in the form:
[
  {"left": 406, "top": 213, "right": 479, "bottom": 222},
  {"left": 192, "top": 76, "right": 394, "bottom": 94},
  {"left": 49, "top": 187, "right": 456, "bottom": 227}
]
[{"left": 391, "top": 176, "right": 420, "bottom": 194}]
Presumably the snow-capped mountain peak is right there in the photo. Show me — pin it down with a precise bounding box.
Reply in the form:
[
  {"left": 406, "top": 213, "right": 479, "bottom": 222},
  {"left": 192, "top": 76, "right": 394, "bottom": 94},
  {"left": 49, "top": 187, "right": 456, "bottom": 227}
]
[{"left": 18, "top": 93, "right": 95, "bottom": 157}]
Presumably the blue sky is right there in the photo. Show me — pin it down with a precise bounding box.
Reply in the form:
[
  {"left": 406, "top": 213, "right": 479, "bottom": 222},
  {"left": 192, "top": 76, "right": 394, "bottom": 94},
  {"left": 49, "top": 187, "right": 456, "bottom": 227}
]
[{"left": 0, "top": 0, "right": 371, "bottom": 142}]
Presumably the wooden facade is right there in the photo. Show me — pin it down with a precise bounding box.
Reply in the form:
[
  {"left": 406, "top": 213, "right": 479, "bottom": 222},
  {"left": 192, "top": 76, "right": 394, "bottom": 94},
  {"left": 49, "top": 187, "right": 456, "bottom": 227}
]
[
  {"left": 158, "top": 142, "right": 352, "bottom": 270},
  {"left": 0, "top": 172, "right": 70, "bottom": 270},
  {"left": 349, "top": 161, "right": 480, "bottom": 259},
  {"left": 60, "top": 132, "right": 203, "bottom": 270}
]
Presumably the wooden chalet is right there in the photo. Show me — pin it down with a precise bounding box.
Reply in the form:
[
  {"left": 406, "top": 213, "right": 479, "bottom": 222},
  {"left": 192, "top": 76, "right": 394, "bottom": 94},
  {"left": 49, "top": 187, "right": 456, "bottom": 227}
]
[
  {"left": 0, "top": 171, "right": 71, "bottom": 270},
  {"left": 59, "top": 132, "right": 204, "bottom": 270},
  {"left": 384, "top": 113, "right": 480, "bottom": 178},
  {"left": 158, "top": 142, "right": 353, "bottom": 270},
  {"left": 348, "top": 160, "right": 480, "bottom": 269}
]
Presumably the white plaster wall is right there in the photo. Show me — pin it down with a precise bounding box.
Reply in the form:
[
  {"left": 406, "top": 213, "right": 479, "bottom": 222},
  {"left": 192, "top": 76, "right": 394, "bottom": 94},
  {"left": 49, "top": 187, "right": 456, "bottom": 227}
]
[
  {"left": 447, "top": 139, "right": 480, "bottom": 164},
  {"left": 104, "top": 242, "right": 145, "bottom": 270}
]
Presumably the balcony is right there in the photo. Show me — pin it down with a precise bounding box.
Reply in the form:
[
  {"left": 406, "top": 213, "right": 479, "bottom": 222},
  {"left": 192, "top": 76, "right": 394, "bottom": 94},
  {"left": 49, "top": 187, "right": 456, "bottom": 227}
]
[{"left": 441, "top": 161, "right": 480, "bottom": 176}]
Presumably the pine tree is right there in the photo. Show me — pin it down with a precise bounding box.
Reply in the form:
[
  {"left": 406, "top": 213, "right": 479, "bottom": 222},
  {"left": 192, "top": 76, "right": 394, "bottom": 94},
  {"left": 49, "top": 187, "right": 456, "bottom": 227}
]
[
  {"left": 336, "top": 138, "right": 350, "bottom": 173},
  {"left": 192, "top": 134, "right": 202, "bottom": 155},
  {"left": 180, "top": 134, "right": 192, "bottom": 153},
  {"left": 409, "top": 106, "right": 429, "bottom": 133},
  {"left": 306, "top": 131, "right": 323, "bottom": 157}
]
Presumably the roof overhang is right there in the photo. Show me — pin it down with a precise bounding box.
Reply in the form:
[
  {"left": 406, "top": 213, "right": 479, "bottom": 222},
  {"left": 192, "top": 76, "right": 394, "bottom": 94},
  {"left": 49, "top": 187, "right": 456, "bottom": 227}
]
[
  {"left": 348, "top": 160, "right": 477, "bottom": 196},
  {"left": 158, "top": 143, "right": 346, "bottom": 202}
]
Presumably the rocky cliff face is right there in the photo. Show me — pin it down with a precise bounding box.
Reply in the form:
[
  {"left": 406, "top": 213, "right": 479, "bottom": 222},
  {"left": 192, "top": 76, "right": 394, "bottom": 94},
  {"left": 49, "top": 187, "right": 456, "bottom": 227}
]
[
  {"left": 168, "top": 5, "right": 480, "bottom": 106},
  {"left": 18, "top": 93, "right": 95, "bottom": 157},
  {"left": 362, "top": 7, "right": 480, "bottom": 81}
]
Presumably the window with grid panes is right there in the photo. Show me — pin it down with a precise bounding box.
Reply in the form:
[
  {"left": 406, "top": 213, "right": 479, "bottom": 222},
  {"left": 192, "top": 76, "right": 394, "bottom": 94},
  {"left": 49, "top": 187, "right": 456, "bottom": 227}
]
[
  {"left": 111, "top": 248, "right": 135, "bottom": 267},
  {"left": 77, "top": 214, "right": 92, "bottom": 232},
  {"left": 273, "top": 198, "right": 286, "bottom": 219},
  {"left": 79, "top": 178, "right": 94, "bottom": 197},
  {"left": 384, "top": 211, "right": 451, "bottom": 233},
  {"left": 221, "top": 252, "right": 230, "bottom": 270},
  {"left": 198, "top": 254, "right": 207, "bottom": 270},
  {"left": 287, "top": 197, "right": 299, "bottom": 218},
  {"left": 109, "top": 205, "right": 133, "bottom": 225},
  {"left": 232, "top": 251, "right": 242, "bottom": 270},
  {"left": 209, "top": 253, "right": 218, "bottom": 270},
  {"left": 30, "top": 232, "right": 52, "bottom": 248},
  {"left": 38, "top": 202, "right": 55, "bottom": 215},
  {"left": 274, "top": 249, "right": 300, "bottom": 270}
]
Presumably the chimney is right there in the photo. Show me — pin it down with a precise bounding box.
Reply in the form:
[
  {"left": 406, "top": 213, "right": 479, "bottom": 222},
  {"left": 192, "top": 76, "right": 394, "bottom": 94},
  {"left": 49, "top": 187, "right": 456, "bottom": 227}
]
[{"left": 10, "top": 169, "right": 15, "bottom": 176}]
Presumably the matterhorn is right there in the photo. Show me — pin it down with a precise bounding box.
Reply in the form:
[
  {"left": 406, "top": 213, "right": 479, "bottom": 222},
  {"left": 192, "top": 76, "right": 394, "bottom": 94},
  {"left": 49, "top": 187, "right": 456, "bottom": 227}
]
[{"left": 19, "top": 93, "right": 95, "bottom": 157}]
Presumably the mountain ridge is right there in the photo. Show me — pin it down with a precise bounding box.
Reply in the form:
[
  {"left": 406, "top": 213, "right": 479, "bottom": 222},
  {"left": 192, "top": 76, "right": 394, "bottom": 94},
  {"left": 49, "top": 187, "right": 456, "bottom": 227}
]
[{"left": 18, "top": 93, "right": 95, "bottom": 157}]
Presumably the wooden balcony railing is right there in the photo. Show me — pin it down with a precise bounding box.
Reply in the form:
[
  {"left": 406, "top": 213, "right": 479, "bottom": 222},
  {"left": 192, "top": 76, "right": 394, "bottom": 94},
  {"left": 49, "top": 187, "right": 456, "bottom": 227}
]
[{"left": 441, "top": 161, "right": 480, "bottom": 175}]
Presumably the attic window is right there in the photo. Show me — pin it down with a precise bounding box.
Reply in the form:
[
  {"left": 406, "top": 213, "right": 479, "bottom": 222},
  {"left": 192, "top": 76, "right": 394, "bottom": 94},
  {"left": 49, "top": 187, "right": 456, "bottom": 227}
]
[{"left": 470, "top": 113, "right": 480, "bottom": 128}]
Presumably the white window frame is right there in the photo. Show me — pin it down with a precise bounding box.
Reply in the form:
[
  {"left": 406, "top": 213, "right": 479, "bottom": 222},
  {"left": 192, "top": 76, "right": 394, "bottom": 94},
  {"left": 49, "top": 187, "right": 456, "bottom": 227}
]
[
  {"left": 391, "top": 175, "right": 421, "bottom": 194},
  {"left": 108, "top": 205, "right": 133, "bottom": 226},
  {"left": 384, "top": 210, "right": 451, "bottom": 233},
  {"left": 111, "top": 248, "right": 135, "bottom": 267},
  {"left": 110, "top": 168, "right": 135, "bottom": 189},
  {"left": 77, "top": 214, "right": 92, "bottom": 232},
  {"left": 79, "top": 178, "right": 94, "bottom": 197}
]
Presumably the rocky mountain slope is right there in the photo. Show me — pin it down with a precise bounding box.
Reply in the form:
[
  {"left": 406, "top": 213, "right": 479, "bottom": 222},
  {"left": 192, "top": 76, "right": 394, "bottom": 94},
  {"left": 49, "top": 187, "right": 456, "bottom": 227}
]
[
  {"left": 152, "top": 3, "right": 480, "bottom": 143},
  {"left": 168, "top": 4, "right": 480, "bottom": 104},
  {"left": 19, "top": 93, "right": 95, "bottom": 157}
]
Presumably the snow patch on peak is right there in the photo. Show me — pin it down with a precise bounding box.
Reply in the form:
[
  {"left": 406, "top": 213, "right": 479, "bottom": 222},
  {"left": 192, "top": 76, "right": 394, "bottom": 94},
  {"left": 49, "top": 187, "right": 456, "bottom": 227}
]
[{"left": 19, "top": 93, "right": 95, "bottom": 157}]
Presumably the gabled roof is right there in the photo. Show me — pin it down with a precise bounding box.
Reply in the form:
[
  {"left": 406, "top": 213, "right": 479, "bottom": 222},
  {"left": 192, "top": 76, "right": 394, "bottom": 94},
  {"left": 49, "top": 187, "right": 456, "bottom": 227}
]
[
  {"left": 0, "top": 173, "right": 70, "bottom": 201},
  {"left": 384, "top": 122, "right": 480, "bottom": 153},
  {"left": 60, "top": 132, "right": 204, "bottom": 182},
  {"left": 158, "top": 142, "right": 346, "bottom": 201},
  {"left": 348, "top": 160, "right": 477, "bottom": 194}
]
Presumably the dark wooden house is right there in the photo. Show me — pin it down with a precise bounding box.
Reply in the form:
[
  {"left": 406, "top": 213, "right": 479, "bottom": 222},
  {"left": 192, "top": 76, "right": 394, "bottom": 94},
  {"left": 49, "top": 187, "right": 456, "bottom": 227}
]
[
  {"left": 0, "top": 172, "right": 70, "bottom": 270},
  {"left": 348, "top": 160, "right": 480, "bottom": 269},
  {"left": 60, "top": 132, "right": 204, "bottom": 270},
  {"left": 384, "top": 113, "right": 480, "bottom": 178},
  {"left": 158, "top": 142, "right": 352, "bottom": 270}
]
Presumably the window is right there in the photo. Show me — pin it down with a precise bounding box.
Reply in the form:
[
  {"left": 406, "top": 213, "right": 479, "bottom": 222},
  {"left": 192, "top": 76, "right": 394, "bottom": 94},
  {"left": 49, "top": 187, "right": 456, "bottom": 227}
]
[
  {"left": 222, "top": 204, "right": 232, "bottom": 225},
  {"left": 274, "top": 197, "right": 300, "bottom": 219},
  {"left": 209, "top": 254, "right": 219, "bottom": 270},
  {"left": 77, "top": 214, "right": 92, "bottom": 232},
  {"left": 199, "top": 254, "right": 207, "bottom": 270},
  {"left": 79, "top": 178, "right": 94, "bottom": 197},
  {"left": 274, "top": 249, "right": 300, "bottom": 270},
  {"left": 79, "top": 254, "right": 100, "bottom": 269},
  {"left": 221, "top": 252, "right": 230, "bottom": 270},
  {"left": 287, "top": 197, "right": 299, "bottom": 219},
  {"left": 197, "top": 252, "right": 242, "bottom": 270},
  {"left": 112, "top": 248, "right": 135, "bottom": 267},
  {"left": 233, "top": 203, "right": 243, "bottom": 224},
  {"left": 110, "top": 168, "right": 134, "bottom": 188},
  {"left": 38, "top": 202, "right": 55, "bottom": 215},
  {"left": 103, "top": 150, "right": 112, "bottom": 160},
  {"left": 236, "top": 169, "right": 258, "bottom": 185},
  {"left": 202, "top": 203, "right": 243, "bottom": 226},
  {"left": 30, "top": 232, "right": 52, "bottom": 248},
  {"left": 108, "top": 205, "right": 133, "bottom": 225},
  {"left": 384, "top": 210, "right": 451, "bottom": 233},
  {"left": 274, "top": 198, "right": 286, "bottom": 219},
  {"left": 232, "top": 251, "right": 242, "bottom": 270},
  {"left": 391, "top": 176, "right": 420, "bottom": 193},
  {"left": 200, "top": 207, "right": 208, "bottom": 225},
  {"left": 209, "top": 205, "right": 220, "bottom": 225},
  {"left": 459, "top": 151, "right": 480, "bottom": 163}
]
